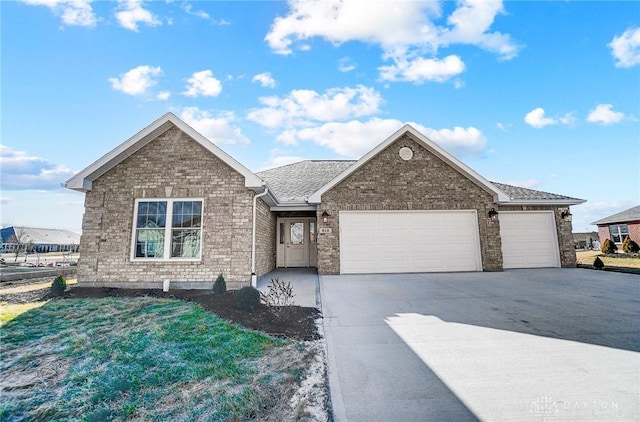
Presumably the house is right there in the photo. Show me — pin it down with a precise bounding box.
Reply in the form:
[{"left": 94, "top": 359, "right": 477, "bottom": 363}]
[
  {"left": 572, "top": 232, "right": 600, "bottom": 250},
  {"left": 592, "top": 205, "right": 640, "bottom": 247},
  {"left": 0, "top": 226, "right": 81, "bottom": 254},
  {"left": 64, "top": 113, "right": 584, "bottom": 289}
]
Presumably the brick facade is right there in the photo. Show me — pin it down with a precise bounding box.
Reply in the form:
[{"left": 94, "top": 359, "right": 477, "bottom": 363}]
[
  {"left": 597, "top": 221, "right": 640, "bottom": 246},
  {"left": 316, "top": 134, "right": 577, "bottom": 274},
  {"left": 316, "top": 133, "right": 504, "bottom": 274},
  {"left": 78, "top": 126, "right": 260, "bottom": 289},
  {"left": 255, "top": 197, "right": 276, "bottom": 276}
]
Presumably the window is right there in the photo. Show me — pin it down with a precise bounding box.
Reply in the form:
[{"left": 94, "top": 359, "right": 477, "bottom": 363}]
[
  {"left": 132, "top": 199, "right": 202, "bottom": 260},
  {"left": 609, "top": 224, "right": 629, "bottom": 243}
]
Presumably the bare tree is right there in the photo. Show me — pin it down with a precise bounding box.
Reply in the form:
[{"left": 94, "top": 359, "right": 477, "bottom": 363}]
[{"left": 2, "top": 225, "right": 32, "bottom": 262}]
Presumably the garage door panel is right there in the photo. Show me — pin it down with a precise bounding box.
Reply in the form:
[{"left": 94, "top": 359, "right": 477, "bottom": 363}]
[
  {"left": 500, "top": 212, "right": 559, "bottom": 269},
  {"left": 340, "top": 211, "right": 481, "bottom": 274}
]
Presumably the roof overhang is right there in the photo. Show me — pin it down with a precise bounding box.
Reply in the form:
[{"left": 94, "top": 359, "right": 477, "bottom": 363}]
[
  {"left": 63, "top": 112, "right": 263, "bottom": 192},
  {"left": 308, "top": 124, "right": 511, "bottom": 204},
  {"left": 499, "top": 199, "right": 587, "bottom": 206}
]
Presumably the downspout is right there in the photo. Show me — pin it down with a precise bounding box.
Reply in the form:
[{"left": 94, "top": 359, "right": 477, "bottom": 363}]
[{"left": 251, "top": 185, "right": 269, "bottom": 287}]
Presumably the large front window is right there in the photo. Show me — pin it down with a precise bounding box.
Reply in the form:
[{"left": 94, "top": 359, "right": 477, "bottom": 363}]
[
  {"left": 609, "top": 224, "right": 629, "bottom": 243},
  {"left": 132, "top": 199, "right": 202, "bottom": 260}
]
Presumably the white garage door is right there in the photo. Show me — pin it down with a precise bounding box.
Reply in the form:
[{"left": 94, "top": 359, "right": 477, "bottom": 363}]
[
  {"left": 339, "top": 211, "right": 482, "bottom": 274},
  {"left": 499, "top": 212, "right": 560, "bottom": 269}
]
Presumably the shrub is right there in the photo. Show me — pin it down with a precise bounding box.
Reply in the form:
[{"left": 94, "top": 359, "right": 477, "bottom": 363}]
[
  {"left": 601, "top": 238, "right": 617, "bottom": 254},
  {"left": 260, "top": 278, "right": 295, "bottom": 307},
  {"left": 593, "top": 256, "right": 604, "bottom": 270},
  {"left": 51, "top": 275, "right": 67, "bottom": 296},
  {"left": 212, "top": 273, "right": 226, "bottom": 294},
  {"left": 234, "top": 286, "right": 261, "bottom": 311},
  {"left": 622, "top": 237, "right": 640, "bottom": 253}
]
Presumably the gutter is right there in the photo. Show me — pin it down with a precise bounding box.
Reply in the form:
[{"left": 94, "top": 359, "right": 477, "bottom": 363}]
[{"left": 251, "top": 185, "right": 269, "bottom": 287}]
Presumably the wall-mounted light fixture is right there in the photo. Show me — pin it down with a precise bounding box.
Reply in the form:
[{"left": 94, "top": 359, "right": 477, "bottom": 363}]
[
  {"left": 322, "top": 211, "right": 330, "bottom": 223},
  {"left": 488, "top": 208, "right": 499, "bottom": 220},
  {"left": 561, "top": 209, "right": 572, "bottom": 222}
]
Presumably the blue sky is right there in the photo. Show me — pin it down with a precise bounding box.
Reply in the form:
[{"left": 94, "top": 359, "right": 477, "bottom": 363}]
[{"left": 1, "top": 0, "right": 639, "bottom": 233}]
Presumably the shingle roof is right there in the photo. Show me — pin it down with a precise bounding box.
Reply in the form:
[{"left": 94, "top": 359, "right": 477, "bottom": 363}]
[
  {"left": 592, "top": 205, "right": 640, "bottom": 225},
  {"left": 491, "top": 182, "right": 583, "bottom": 202},
  {"left": 257, "top": 160, "right": 356, "bottom": 201},
  {"left": 2, "top": 227, "right": 81, "bottom": 245},
  {"left": 257, "top": 160, "right": 583, "bottom": 205}
]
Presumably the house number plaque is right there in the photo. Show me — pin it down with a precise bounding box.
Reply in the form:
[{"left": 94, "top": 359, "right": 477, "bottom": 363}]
[{"left": 319, "top": 227, "right": 332, "bottom": 234}]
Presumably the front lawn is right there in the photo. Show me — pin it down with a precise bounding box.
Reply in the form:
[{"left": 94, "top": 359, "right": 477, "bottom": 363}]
[
  {"left": 0, "top": 297, "right": 323, "bottom": 421},
  {"left": 576, "top": 250, "right": 640, "bottom": 269}
]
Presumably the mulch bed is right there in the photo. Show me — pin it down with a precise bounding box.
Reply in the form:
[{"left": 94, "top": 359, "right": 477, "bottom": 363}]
[{"left": 61, "top": 287, "right": 322, "bottom": 341}]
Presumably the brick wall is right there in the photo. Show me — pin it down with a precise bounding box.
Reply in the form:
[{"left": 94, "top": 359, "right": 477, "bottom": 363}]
[
  {"left": 597, "top": 226, "right": 610, "bottom": 245},
  {"left": 78, "top": 125, "right": 256, "bottom": 289},
  {"left": 255, "top": 197, "right": 276, "bottom": 276},
  {"left": 628, "top": 222, "right": 640, "bottom": 244},
  {"left": 316, "top": 134, "right": 502, "bottom": 274}
]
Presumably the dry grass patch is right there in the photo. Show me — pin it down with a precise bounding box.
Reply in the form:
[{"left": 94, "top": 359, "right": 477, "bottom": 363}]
[{"left": 576, "top": 250, "right": 640, "bottom": 269}]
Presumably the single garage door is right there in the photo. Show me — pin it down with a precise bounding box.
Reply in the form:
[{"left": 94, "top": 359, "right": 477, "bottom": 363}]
[
  {"left": 499, "top": 211, "right": 560, "bottom": 269},
  {"left": 339, "top": 210, "right": 482, "bottom": 274}
]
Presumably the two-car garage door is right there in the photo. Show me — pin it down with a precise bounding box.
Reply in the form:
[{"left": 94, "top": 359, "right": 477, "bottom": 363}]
[{"left": 339, "top": 211, "right": 482, "bottom": 274}]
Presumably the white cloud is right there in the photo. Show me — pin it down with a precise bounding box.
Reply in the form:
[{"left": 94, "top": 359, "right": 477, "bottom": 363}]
[
  {"left": 180, "top": 107, "right": 249, "bottom": 146},
  {"left": 182, "top": 3, "right": 210, "bottom": 19},
  {"left": 247, "top": 85, "right": 383, "bottom": 128},
  {"left": 379, "top": 54, "right": 465, "bottom": 83},
  {"left": 278, "top": 119, "right": 486, "bottom": 158},
  {"left": 156, "top": 91, "right": 171, "bottom": 100},
  {"left": 609, "top": 27, "right": 640, "bottom": 68},
  {"left": 0, "top": 144, "right": 75, "bottom": 190},
  {"left": 524, "top": 107, "right": 574, "bottom": 128},
  {"left": 115, "top": 0, "right": 161, "bottom": 32},
  {"left": 108, "top": 65, "right": 162, "bottom": 96},
  {"left": 586, "top": 104, "right": 625, "bottom": 125},
  {"left": 21, "top": 0, "right": 96, "bottom": 26},
  {"left": 182, "top": 70, "right": 222, "bottom": 97},
  {"left": 265, "top": 0, "right": 519, "bottom": 82},
  {"left": 338, "top": 57, "right": 356, "bottom": 72},
  {"left": 252, "top": 72, "right": 276, "bottom": 88},
  {"left": 439, "top": 0, "right": 519, "bottom": 60}
]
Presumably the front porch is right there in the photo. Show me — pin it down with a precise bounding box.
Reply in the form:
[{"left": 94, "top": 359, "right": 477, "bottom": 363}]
[{"left": 257, "top": 268, "right": 320, "bottom": 308}]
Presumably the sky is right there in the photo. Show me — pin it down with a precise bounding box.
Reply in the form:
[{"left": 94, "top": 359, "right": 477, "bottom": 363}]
[{"left": 1, "top": 0, "right": 639, "bottom": 234}]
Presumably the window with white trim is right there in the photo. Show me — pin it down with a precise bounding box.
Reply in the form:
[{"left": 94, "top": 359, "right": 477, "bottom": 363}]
[
  {"left": 609, "top": 224, "right": 629, "bottom": 243},
  {"left": 132, "top": 199, "right": 203, "bottom": 260}
]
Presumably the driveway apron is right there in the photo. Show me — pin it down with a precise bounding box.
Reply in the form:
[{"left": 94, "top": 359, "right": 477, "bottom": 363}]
[{"left": 320, "top": 269, "right": 640, "bottom": 421}]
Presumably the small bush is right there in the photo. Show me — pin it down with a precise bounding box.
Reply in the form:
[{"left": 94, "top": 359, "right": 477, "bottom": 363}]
[
  {"left": 601, "top": 238, "right": 618, "bottom": 254},
  {"left": 212, "top": 273, "right": 226, "bottom": 294},
  {"left": 593, "top": 256, "right": 604, "bottom": 270},
  {"left": 51, "top": 275, "right": 67, "bottom": 296},
  {"left": 260, "top": 278, "right": 295, "bottom": 307},
  {"left": 622, "top": 237, "right": 640, "bottom": 253},
  {"left": 234, "top": 286, "right": 261, "bottom": 311}
]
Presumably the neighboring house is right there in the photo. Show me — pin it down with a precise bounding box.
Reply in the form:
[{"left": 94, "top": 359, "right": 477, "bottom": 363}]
[
  {"left": 64, "top": 113, "right": 585, "bottom": 289},
  {"left": 572, "top": 232, "right": 599, "bottom": 249},
  {"left": 592, "top": 205, "right": 640, "bottom": 247},
  {"left": 0, "top": 226, "right": 81, "bottom": 254}
]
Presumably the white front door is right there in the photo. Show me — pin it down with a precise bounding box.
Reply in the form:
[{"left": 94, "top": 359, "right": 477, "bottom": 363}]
[{"left": 277, "top": 218, "right": 316, "bottom": 268}]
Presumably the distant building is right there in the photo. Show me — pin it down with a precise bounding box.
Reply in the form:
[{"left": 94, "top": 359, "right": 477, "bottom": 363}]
[
  {"left": 0, "top": 226, "right": 81, "bottom": 254},
  {"left": 572, "top": 232, "right": 599, "bottom": 249},
  {"left": 592, "top": 205, "right": 640, "bottom": 247}
]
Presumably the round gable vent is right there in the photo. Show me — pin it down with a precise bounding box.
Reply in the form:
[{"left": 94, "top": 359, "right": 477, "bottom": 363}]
[{"left": 399, "top": 146, "right": 413, "bottom": 161}]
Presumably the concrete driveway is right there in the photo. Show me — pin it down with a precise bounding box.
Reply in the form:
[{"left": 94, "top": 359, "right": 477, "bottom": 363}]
[{"left": 320, "top": 268, "right": 639, "bottom": 421}]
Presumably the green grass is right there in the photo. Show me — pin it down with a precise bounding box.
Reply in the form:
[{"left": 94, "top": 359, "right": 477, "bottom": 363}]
[{"left": 0, "top": 297, "right": 287, "bottom": 421}]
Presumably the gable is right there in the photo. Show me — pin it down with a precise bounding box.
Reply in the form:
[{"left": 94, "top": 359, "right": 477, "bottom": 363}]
[
  {"left": 309, "top": 125, "right": 509, "bottom": 204},
  {"left": 64, "top": 112, "right": 263, "bottom": 192},
  {"left": 321, "top": 133, "right": 496, "bottom": 205}
]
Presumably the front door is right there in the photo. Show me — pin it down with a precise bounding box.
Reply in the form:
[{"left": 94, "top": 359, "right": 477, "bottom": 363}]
[
  {"left": 286, "top": 220, "right": 308, "bottom": 267},
  {"left": 277, "top": 218, "right": 317, "bottom": 268}
]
